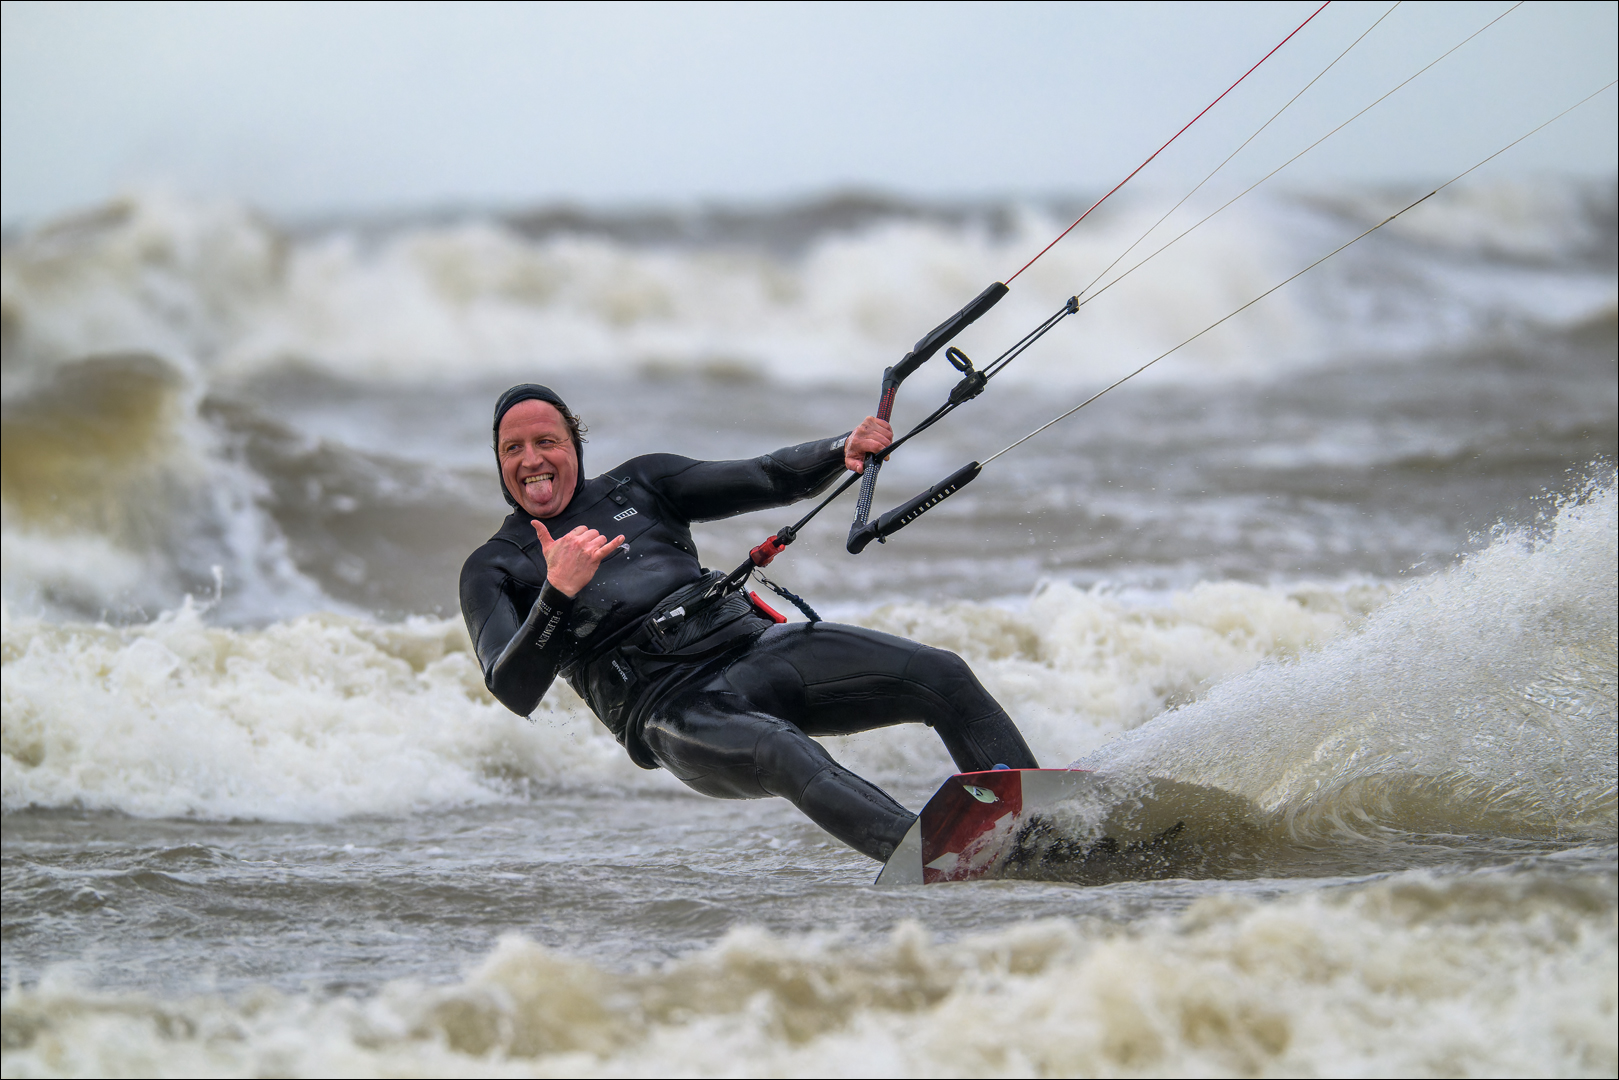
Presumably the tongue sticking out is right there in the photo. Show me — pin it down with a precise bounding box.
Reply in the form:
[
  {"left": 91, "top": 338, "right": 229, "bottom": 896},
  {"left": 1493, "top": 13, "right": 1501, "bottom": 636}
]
[{"left": 524, "top": 474, "right": 555, "bottom": 506}]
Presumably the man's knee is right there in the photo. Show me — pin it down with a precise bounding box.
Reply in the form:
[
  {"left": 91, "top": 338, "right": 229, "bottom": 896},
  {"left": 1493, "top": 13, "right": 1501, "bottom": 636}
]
[{"left": 903, "top": 645, "right": 994, "bottom": 711}]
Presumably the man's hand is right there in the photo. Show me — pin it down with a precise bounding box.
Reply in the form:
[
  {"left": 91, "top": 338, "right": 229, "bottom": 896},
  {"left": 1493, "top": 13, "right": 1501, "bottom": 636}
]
[
  {"left": 532, "top": 521, "right": 626, "bottom": 597},
  {"left": 845, "top": 415, "right": 894, "bottom": 473}
]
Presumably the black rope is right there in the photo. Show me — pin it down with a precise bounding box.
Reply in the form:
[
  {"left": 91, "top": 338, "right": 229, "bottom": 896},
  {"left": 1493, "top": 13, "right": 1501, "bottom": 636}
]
[
  {"left": 868, "top": 295, "right": 1078, "bottom": 464},
  {"left": 755, "top": 573, "right": 822, "bottom": 623},
  {"left": 983, "top": 297, "right": 1077, "bottom": 379}
]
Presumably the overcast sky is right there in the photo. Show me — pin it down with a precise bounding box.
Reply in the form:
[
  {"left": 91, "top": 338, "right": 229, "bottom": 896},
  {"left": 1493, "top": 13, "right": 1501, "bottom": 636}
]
[{"left": 3, "top": 0, "right": 1615, "bottom": 225}]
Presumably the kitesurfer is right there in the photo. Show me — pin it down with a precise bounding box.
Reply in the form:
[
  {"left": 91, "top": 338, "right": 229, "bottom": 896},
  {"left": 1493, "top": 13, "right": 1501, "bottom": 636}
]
[{"left": 460, "top": 384, "right": 1039, "bottom": 861}]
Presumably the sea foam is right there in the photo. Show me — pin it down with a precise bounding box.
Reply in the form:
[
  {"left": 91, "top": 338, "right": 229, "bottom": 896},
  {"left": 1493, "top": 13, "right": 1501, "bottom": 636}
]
[
  {"left": 5, "top": 478, "right": 1614, "bottom": 838},
  {"left": 1083, "top": 478, "right": 1618, "bottom": 841},
  {"left": 3, "top": 860, "right": 1612, "bottom": 1078},
  {"left": 4, "top": 186, "right": 1612, "bottom": 624},
  {"left": 4, "top": 185, "right": 1611, "bottom": 395},
  {"left": 0, "top": 576, "right": 1382, "bottom": 821},
  {"left": 0, "top": 603, "right": 642, "bottom": 820}
]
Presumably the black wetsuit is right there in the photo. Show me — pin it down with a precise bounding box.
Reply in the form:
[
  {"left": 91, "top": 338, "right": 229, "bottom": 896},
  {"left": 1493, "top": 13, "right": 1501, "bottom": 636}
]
[{"left": 460, "top": 438, "right": 1037, "bottom": 860}]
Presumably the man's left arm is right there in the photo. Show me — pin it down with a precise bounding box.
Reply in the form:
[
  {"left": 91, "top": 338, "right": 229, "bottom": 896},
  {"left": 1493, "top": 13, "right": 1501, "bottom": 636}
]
[{"left": 654, "top": 417, "right": 892, "bottom": 522}]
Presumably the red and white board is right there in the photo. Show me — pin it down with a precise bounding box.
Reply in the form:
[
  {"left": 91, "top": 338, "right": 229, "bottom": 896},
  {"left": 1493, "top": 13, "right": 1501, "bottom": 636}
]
[
  {"left": 874, "top": 766, "right": 1220, "bottom": 885},
  {"left": 876, "top": 768, "right": 1099, "bottom": 885}
]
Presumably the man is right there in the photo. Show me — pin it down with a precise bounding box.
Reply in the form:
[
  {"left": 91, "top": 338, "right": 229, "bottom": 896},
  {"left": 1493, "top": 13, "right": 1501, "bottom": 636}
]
[{"left": 460, "top": 383, "right": 1038, "bottom": 861}]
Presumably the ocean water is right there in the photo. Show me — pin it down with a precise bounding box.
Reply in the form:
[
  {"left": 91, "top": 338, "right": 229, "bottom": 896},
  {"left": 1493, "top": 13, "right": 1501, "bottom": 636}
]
[{"left": 2, "top": 182, "right": 1615, "bottom": 1077}]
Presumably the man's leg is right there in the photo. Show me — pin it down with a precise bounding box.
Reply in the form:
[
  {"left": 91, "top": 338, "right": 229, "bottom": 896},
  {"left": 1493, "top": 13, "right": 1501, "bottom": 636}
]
[
  {"left": 722, "top": 623, "right": 1039, "bottom": 772},
  {"left": 639, "top": 623, "right": 1036, "bottom": 861},
  {"left": 639, "top": 687, "right": 918, "bottom": 861}
]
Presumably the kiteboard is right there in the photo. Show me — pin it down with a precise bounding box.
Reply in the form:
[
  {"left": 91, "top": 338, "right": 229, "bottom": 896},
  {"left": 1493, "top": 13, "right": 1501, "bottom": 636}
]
[{"left": 875, "top": 767, "right": 1209, "bottom": 886}]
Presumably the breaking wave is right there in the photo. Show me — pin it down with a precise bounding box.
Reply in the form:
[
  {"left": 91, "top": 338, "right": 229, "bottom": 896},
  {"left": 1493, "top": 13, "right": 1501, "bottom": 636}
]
[
  {"left": 1082, "top": 477, "right": 1618, "bottom": 843},
  {"left": 2, "top": 184, "right": 1613, "bottom": 847},
  {"left": 0, "top": 577, "right": 1383, "bottom": 820},
  {"left": 4, "top": 863, "right": 1613, "bottom": 1077},
  {"left": 4, "top": 184, "right": 1613, "bottom": 391},
  {"left": 5, "top": 478, "right": 1613, "bottom": 850},
  {"left": 2, "top": 184, "right": 1613, "bottom": 623},
  {"left": 4, "top": 177, "right": 1614, "bottom": 1080}
]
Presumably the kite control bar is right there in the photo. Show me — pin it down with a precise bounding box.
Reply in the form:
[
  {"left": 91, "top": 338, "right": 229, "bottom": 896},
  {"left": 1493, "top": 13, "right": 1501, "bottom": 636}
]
[{"left": 848, "top": 281, "right": 1007, "bottom": 552}]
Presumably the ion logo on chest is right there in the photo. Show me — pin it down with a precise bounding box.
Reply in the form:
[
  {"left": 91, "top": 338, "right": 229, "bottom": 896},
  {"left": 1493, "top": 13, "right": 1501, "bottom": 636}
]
[{"left": 612, "top": 506, "right": 639, "bottom": 522}]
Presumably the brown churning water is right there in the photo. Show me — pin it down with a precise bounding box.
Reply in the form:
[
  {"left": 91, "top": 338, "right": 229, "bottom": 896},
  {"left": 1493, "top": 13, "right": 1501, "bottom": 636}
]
[{"left": 2, "top": 186, "right": 1615, "bottom": 1076}]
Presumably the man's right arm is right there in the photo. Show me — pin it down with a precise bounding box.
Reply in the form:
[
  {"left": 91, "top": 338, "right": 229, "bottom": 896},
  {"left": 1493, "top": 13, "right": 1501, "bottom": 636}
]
[{"left": 460, "top": 542, "right": 576, "bottom": 716}]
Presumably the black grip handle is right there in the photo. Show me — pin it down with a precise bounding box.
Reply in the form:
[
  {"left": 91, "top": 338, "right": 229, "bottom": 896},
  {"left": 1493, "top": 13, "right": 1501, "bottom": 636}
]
[
  {"left": 847, "top": 461, "right": 982, "bottom": 554},
  {"left": 891, "top": 282, "right": 1009, "bottom": 384},
  {"left": 850, "top": 453, "right": 885, "bottom": 532}
]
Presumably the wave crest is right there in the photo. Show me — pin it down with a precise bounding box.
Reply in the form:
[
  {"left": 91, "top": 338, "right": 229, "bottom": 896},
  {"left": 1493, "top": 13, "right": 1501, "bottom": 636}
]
[
  {"left": 4, "top": 864, "right": 1612, "bottom": 1077},
  {"left": 1084, "top": 477, "right": 1619, "bottom": 841}
]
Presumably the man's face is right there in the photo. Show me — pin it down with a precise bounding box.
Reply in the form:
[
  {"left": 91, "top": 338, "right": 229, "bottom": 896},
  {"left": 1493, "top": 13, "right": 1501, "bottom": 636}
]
[{"left": 498, "top": 400, "right": 579, "bottom": 519}]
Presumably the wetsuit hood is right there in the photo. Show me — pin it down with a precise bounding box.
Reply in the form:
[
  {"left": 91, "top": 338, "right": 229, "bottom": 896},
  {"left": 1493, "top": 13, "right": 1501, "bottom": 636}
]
[{"left": 492, "top": 383, "right": 585, "bottom": 510}]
